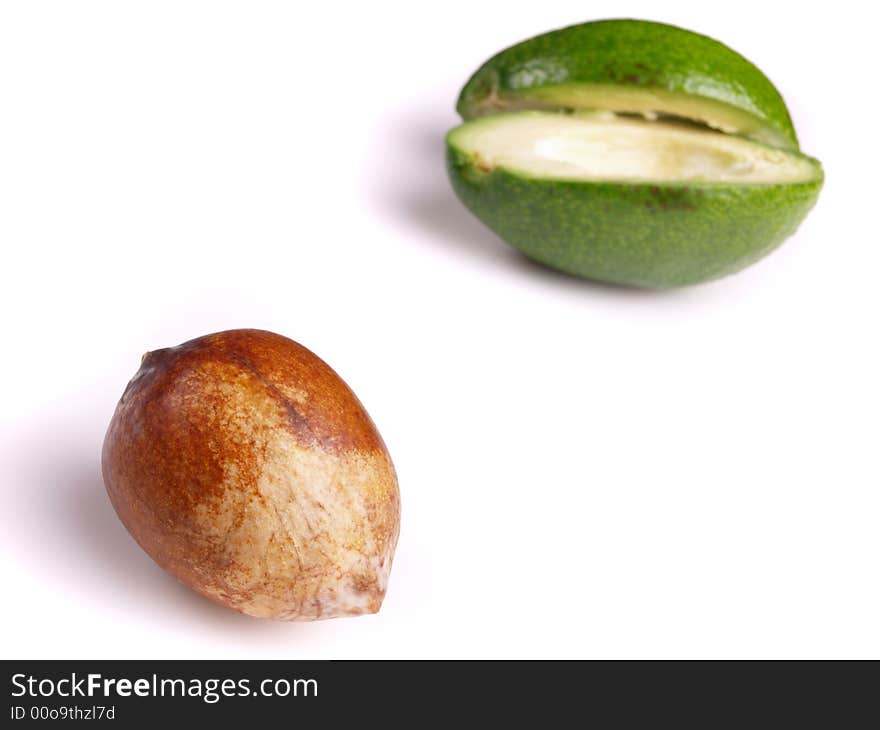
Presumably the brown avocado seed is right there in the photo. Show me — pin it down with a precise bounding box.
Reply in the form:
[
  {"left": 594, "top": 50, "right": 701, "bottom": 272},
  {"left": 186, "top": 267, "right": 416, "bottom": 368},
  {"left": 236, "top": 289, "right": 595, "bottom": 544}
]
[{"left": 101, "top": 329, "right": 400, "bottom": 620}]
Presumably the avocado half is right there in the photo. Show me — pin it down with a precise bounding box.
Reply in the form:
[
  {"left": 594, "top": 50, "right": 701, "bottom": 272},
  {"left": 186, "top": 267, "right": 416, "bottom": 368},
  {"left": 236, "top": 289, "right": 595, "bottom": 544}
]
[{"left": 446, "top": 19, "right": 824, "bottom": 288}]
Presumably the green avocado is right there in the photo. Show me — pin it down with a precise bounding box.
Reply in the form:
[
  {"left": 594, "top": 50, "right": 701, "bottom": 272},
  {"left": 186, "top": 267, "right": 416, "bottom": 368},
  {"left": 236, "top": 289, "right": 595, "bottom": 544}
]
[
  {"left": 458, "top": 18, "right": 798, "bottom": 151},
  {"left": 447, "top": 20, "right": 824, "bottom": 288}
]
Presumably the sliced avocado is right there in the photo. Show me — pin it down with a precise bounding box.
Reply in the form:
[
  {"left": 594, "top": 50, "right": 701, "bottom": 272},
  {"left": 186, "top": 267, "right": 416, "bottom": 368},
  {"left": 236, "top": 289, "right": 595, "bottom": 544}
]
[
  {"left": 457, "top": 19, "right": 799, "bottom": 151},
  {"left": 447, "top": 112, "right": 823, "bottom": 288},
  {"left": 446, "top": 19, "right": 823, "bottom": 288}
]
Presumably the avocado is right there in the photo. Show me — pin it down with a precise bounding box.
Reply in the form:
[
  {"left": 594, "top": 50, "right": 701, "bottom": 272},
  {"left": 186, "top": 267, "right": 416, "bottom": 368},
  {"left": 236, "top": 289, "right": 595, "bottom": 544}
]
[
  {"left": 458, "top": 19, "right": 799, "bottom": 151},
  {"left": 446, "top": 19, "right": 824, "bottom": 288}
]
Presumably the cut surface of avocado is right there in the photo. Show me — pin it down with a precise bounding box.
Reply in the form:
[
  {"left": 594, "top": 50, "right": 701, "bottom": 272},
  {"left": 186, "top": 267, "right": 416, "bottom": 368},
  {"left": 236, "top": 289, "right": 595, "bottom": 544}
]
[
  {"left": 449, "top": 112, "right": 820, "bottom": 184},
  {"left": 467, "top": 83, "right": 792, "bottom": 150}
]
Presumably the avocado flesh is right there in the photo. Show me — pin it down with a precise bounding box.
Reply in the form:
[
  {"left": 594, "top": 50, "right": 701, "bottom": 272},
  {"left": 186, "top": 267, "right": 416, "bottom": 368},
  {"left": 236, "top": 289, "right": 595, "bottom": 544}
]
[
  {"left": 446, "top": 111, "right": 823, "bottom": 288},
  {"left": 465, "top": 84, "right": 792, "bottom": 151},
  {"left": 449, "top": 112, "right": 819, "bottom": 185}
]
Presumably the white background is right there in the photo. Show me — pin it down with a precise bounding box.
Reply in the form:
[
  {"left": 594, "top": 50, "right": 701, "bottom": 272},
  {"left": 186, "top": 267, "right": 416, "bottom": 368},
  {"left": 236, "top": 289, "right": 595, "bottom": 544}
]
[{"left": 1, "top": 0, "right": 877, "bottom": 659}]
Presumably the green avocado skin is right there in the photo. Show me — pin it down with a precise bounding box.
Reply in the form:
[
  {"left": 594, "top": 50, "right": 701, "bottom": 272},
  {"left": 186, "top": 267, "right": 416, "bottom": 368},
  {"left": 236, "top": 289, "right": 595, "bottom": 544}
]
[
  {"left": 447, "top": 148, "right": 823, "bottom": 289},
  {"left": 458, "top": 19, "right": 798, "bottom": 150}
]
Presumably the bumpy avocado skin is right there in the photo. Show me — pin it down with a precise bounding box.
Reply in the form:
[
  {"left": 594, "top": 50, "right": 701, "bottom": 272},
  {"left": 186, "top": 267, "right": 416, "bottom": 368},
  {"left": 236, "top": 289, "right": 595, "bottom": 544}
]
[
  {"left": 447, "top": 146, "right": 823, "bottom": 289},
  {"left": 458, "top": 19, "right": 799, "bottom": 150}
]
